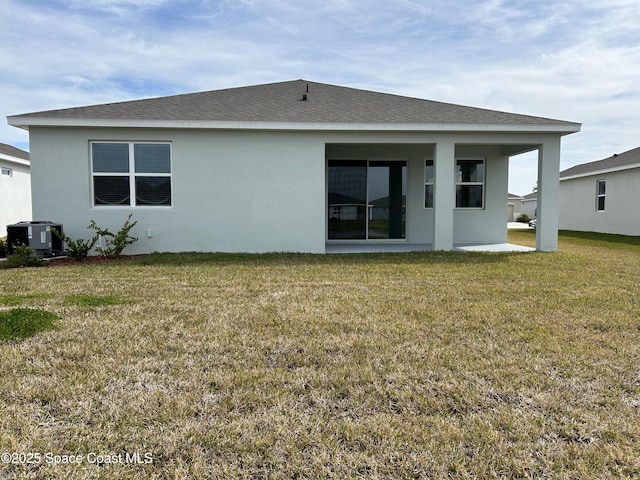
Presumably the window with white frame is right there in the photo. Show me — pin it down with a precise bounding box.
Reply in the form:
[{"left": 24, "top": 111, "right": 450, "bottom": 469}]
[
  {"left": 456, "top": 159, "right": 484, "bottom": 208},
  {"left": 1, "top": 167, "right": 11, "bottom": 176},
  {"left": 91, "top": 142, "right": 172, "bottom": 207},
  {"left": 596, "top": 179, "right": 606, "bottom": 211},
  {"left": 424, "top": 160, "right": 434, "bottom": 208}
]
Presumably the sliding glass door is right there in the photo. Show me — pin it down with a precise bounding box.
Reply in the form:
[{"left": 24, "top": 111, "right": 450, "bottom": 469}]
[
  {"left": 328, "top": 160, "right": 406, "bottom": 240},
  {"left": 327, "top": 160, "right": 367, "bottom": 239}
]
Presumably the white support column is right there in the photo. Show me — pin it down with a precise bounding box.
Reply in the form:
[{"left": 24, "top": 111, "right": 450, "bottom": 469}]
[
  {"left": 536, "top": 137, "right": 561, "bottom": 252},
  {"left": 433, "top": 140, "right": 455, "bottom": 250}
]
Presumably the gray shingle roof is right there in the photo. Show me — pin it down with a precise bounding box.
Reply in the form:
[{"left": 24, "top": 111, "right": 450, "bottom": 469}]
[
  {"left": 0, "top": 142, "right": 29, "bottom": 160},
  {"left": 560, "top": 146, "right": 640, "bottom": 178},
  {"left": 9, "top": 79, "right": 579, "bottom": 128}
]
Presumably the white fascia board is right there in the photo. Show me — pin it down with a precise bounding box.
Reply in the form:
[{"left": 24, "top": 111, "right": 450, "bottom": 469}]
[
  {"left": 560, "top": 162, "right": 640, "bottom": 181},
  {"left": 0, "top": 153, "right": 29, "bottom": 166},
  {"left": 8, "top": 117, "right": 582, "bottom": 134}
]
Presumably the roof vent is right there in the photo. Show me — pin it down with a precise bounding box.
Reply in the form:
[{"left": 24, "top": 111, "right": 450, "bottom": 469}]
[{"left": 300, "top": 83, "right": 309, "bottom": 101}]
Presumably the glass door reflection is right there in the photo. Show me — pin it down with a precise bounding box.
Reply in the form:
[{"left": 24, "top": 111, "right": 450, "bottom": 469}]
[{"left": 328, "top": 160, "right": 406, "bottom": 240}]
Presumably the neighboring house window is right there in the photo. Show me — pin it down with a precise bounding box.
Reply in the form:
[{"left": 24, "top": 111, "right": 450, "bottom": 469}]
[
  {"left": 456, "top": 159, "right": 484, "bottom": 208},
  {"left": 1, "top": 167, "right": 11, "bottom": 176},
  {"left": 424, "top": 160, "right": 434, "bottom": 208},
  {"left": 91, "top": 142, "right": 172, "bottom": 207},
  {"left": 596, "top": 179, "right": 606, "bottom": 211}
]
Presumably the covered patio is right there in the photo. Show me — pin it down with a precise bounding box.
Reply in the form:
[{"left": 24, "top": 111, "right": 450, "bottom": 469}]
[{"left": 325, "top": 136, "right": 565, "bottom": 253}]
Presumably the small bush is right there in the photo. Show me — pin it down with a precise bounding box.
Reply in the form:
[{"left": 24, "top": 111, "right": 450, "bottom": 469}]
[
  {"left": 516, "top": 213, "right": 530, "bottom": 223},
  {"left": 0, "top": 238, "right": 6, "bottom": 258},
  {"left": 51, "top": 216, "right": 138, "bottom": 260},
  {"left": 89, "top": 214, "right": 138, "bottom": 258},
  {"left": 0, "top": 308, "right": 59, "bottom": 341},
  {"left": 51, "top": 228, "right": 98, "bottom": 261},
  {"left": 2, "top": 244, "right": 44, "bottom": 268}
]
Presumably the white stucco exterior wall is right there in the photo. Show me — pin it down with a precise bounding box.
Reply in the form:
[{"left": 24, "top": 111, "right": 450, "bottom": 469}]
[
  {"left": 559, "top": 167, "right": 640, "bottom": 236},
  {"left": 521, "top": 197, "right": 537, "bottom": 219},
  {"left": 453, "top": 146, "right": 509, "bottom": 245},
  {"left": 28, "top": 127, "right": 326, "bottom": 253},
  {"left": 0, "top": 155, "right": 31, "bottom": 237},
  {"left": 26, "top": 127, "right": 566, "bottom": 253}
]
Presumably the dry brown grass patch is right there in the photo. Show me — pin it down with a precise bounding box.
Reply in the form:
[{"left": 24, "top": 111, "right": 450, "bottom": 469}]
[{"left": 1, "top": 235, "right": 639, "bottom": 478}]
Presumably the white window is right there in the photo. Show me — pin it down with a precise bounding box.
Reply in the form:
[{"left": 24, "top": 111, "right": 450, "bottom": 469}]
[
  {"left": 1, "top": 167, "right": 11, "bottom": 176},
  {"left": 91, "top": 142, "right": 172, "bottom": 207},
  {"left": 424, "top": 160, "right": 434, "bottom": 208},
  {"left": 596, "top": 179, "right": 606, "bottom": 211},
  {"left": 456, "top": 159, "right": 484, "bottom": 208}
]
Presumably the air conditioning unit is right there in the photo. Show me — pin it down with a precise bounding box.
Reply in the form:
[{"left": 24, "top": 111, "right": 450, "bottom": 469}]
[{"left": 6, "top": 221, "right": 64, "bottom": 256}]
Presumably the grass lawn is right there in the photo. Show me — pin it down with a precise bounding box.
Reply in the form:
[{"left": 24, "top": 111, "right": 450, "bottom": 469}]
[{"left": 1, "top": 230, "right": 639, "bottom": 479}]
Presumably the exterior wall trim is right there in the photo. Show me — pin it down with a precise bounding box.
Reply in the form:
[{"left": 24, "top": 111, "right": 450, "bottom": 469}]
[
  {"left": 8, "top": 117, "right": 581, "bottom": 134},
  {"left": 0, "top": 153, "right": 30, "bottom": 167}
]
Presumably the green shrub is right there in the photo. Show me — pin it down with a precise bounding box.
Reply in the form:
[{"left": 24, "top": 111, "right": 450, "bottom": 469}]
[
  {"left": 516, "top": 213, "right": 530, "bottom": 223},
  {"left": 51, "top": 228, "right": 98, "bottom": 261},
  {"left": 89, "top": 214, "right": 138, "bottom": 258},
  {"left": 0, "top": 308, "right": 59, "bottom": 341},
  {"left": 51, "top": 215, "right": 138, "bottom": 260},
  {"left": 2, "top": 244, "right": 44, "bottom": 268},
  {"left": 0, "top": 238, "right": 6, "bottom": 258}
]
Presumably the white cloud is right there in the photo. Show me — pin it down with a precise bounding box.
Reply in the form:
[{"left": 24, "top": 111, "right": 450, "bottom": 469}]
[{"left": 66, "top": 0, "right": 172, "bottom": 16}]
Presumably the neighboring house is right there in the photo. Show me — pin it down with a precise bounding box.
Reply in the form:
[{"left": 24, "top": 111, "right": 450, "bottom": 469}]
[
  {"left": 521, "top": 192, "right": 538, "bottom": 219},
  {"left": 507, "top": 193, "right": 523, "bottom": 222},
  {"left": 559, "top": 146, "right": 640, "bottom": 236},
  {"left": 7, "top": 80, "right": 580, "bottom": 253},
  {"left": 0, "top": 143, "right": 31, "bottom": 237}
]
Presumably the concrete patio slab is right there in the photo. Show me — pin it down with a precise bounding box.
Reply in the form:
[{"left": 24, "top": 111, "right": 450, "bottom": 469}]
[
  {"left": 325, "top": 243, "right": 535, "bottom": 253},
  {"left": 455, "top": 243, "right": 535, "bottom": 252}
]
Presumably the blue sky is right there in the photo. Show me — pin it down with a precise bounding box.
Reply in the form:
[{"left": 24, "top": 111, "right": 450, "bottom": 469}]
[{"left": 2, "top": 0, "right": 639, "bottom": 195}]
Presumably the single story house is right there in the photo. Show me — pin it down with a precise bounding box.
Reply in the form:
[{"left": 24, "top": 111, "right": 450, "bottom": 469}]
[
  {"left": 520, "top": 192, "right": 538, "bottom": 220},
  {"left": 7, "top": 80, "right": 580, "bottom": 254},
  {"left": 0, "top": 143, "right": 31, "bottom": 237},
  {"left": 559, "top": 146, "right": 640, "bottom": 236},
  {"left": 507, "top": 193, "right": 523, "bottom": 222}
]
